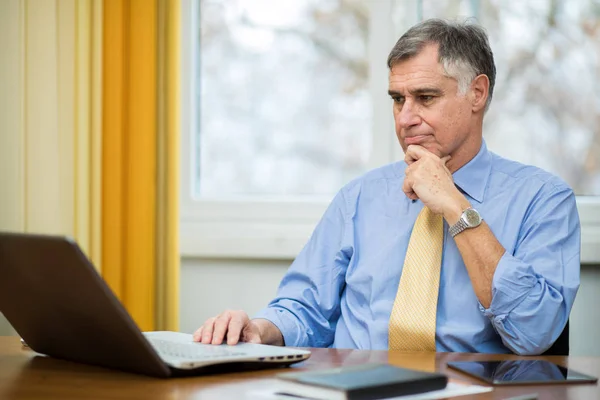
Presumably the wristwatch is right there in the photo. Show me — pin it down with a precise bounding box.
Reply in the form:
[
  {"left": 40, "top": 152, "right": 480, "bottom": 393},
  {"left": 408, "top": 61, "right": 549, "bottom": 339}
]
[{"left": 449, "top": 207, "right": 482, "bottom": 237}]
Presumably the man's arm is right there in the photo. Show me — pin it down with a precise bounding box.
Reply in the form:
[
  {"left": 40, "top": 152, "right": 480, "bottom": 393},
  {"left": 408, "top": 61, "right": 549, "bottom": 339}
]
[
  {"left": 253, "top": 189, "right": 351, "bottom": 347},
  {"left": 195, "top": 189, "right": 351, "bottom": 347},
  {"left": 474, "top": 186, "right": 579, "bottom": 355},
  {"left": 403, "top": 144, "right": 504, "bottom": 308},
  {"left": 403, "top": 145, "right": 580, "bottom": 355},
  {"left": 443, "top": 199, "right": 504, "bottom": 309}
]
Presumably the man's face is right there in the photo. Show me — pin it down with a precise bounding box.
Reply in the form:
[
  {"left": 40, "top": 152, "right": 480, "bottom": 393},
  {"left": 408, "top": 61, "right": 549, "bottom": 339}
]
[{"left": 388, "top": 44, "right": 475, "bottom": 160}]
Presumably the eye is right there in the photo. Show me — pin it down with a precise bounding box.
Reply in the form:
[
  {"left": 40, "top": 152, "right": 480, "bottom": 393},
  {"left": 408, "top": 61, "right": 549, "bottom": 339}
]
[
  {"left": 391, "top": 96, "right": 405, "bottom": 104},
  {"left": 419, "top": 95, "right": 434, "bottom": 103}
]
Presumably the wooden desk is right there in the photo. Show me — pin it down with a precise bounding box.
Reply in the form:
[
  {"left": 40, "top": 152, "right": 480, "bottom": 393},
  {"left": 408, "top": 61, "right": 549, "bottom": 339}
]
[{"left": 0, "top": 337, "right": 598, "bottom": 399}]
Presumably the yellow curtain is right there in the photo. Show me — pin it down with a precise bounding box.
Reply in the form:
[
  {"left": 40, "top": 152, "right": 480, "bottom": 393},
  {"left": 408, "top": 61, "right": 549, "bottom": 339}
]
[
  {"left": 0, "top": 0, "right": 178, "bottom": 332},
  {"left": 102, "top": 0, "right": 179, "bottom": 332},
  {"left": 157, "top": 0, "right": 181, "bottom": 332}
]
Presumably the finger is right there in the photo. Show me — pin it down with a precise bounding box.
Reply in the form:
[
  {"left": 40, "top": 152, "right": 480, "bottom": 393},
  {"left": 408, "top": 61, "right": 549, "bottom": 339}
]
[
  {"left": 212, "top": 312, "right": 232, "bottom": 345},
  {"left": 405, "top": 152, "right": 417, "bottom": 165},
  {"left": 241, "top": 320, "right": 262, "bottom": 344},
  {"left": 406, "top": 191, "right": 418, "bottom": 200},
  {"left": 402, "top": 177, "right": 412, "bottom": 195},
  {"left": 226, "top": 313, "right": 247, "bottom": 345},
  {"left": 404, "top": 148, "right": 419, "bottom": 165},
  {"left": 405, "top": 145, "right": 430, "bottom": 164},
  {"left": 201, "top": 317, "right": 216, "bottom": 344},
  {"left": 193, "top": 326, "right": 203, "bottom": 342},
  {"left": 243, "top": 329, "right": 262, "bottom": 344},
  {"left": 402, "top": 177, "right": 418, "bottom": 200},
  {"left": 442, "top": 162, "right": 453, "bottom": 176}
]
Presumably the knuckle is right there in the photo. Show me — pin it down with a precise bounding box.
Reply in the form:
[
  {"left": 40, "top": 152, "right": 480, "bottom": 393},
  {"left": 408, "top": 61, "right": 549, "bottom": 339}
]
[{"left": 221, "top": 311, "right": 230, "bottom": 319}]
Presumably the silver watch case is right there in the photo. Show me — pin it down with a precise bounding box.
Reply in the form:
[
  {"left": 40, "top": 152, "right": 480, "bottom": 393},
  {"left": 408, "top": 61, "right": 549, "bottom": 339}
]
[{"left": 449, "top": 207, "right": 482, "bottom": 237}]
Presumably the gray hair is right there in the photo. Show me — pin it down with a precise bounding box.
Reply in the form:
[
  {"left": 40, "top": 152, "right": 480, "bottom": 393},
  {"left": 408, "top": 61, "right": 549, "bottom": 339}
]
[{"left": 387, "top": 18, "right": 496, "bottom": 111}]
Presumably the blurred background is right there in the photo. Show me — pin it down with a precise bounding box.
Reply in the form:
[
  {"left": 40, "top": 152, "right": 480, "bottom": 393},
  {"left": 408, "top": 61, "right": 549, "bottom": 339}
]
[{"left": 1, "top": 0, "right": 600, "bottom": 355}]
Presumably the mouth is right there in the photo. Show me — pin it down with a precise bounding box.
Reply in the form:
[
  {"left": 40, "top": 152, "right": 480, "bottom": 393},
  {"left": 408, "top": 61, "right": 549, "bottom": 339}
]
[{"left": 404, "top": 135, "right": 431, "bottom": 146}]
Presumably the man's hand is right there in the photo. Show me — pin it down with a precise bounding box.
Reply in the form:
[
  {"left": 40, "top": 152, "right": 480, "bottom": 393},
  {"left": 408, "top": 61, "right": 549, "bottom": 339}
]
[
  {"left": 193, "top": 310, "right": 284, "bottom": 346},
  {"left": 402, "top": 145, "right": 467, "bottom": 219}
]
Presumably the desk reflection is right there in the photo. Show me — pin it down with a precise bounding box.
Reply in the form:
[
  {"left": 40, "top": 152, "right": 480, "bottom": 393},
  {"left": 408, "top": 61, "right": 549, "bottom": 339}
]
[{"left": 449, "top": 360, "right": 568, "bottom": 383}]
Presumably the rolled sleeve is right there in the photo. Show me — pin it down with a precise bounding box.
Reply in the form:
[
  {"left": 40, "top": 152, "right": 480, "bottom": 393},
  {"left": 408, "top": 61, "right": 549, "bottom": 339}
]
[
  {"left": 480, "top": 184, "right": 580, "bottom": 355},
  {"left": 254, "top": 306, "right": 309, "bottom": 347}
]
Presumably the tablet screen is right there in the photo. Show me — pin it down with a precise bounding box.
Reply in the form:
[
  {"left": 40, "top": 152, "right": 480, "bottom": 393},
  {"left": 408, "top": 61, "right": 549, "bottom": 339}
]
[{"left": 447, "top": 360, "right": 598, "bottom": 385}]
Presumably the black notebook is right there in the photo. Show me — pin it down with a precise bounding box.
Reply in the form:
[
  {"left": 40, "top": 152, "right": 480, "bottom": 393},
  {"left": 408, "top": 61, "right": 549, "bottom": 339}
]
[{"left": 275, "top": 363, "right": 448, "bottom": 400}]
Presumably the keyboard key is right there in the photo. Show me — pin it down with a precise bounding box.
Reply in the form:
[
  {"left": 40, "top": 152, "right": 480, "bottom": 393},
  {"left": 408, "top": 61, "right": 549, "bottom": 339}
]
[{"left": 147, "top": 338, "right": 248, "bottom": 361}]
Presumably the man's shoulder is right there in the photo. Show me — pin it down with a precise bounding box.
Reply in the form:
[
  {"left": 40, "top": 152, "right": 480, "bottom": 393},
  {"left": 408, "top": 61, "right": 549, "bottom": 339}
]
[
  {"left": 341, "top": 162, "right": 403, "bottom": 193},
  {"left": 330, "top": 162, "right": 404, "bottom": 210},
  {"left": 489, "top": 152, "right": 573, "bottom": 193}
]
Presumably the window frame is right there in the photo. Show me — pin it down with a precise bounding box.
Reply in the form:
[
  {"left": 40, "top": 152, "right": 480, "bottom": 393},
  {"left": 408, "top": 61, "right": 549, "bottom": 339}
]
[{"left": 180, "top": 0, "right": 600, "bottom": 264}]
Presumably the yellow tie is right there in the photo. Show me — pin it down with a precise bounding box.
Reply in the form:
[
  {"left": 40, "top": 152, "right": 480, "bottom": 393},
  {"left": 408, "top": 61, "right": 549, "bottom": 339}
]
[{"left": 389, "top": 206, "right": 443, "bottom": 351}]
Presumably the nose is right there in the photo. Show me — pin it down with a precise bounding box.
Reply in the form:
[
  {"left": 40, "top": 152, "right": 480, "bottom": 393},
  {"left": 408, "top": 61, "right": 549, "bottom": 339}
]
[{"left": 396, "top": 101, "right": 421, "bottom": 130}]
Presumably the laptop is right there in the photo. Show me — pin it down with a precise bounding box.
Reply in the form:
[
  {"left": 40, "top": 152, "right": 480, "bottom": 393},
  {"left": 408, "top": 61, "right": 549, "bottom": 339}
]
[{"left": 0, "top": 232, "right": 310, "bottom": 378}]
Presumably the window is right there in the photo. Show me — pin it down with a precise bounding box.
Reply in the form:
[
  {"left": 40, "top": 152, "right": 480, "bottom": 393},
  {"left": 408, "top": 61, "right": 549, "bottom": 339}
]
[
  {"left": 181, "top": 0, "right": 600, "bottom": 262},
  {"left": 195, "top": 0, "right": 372, "bottom": 197}
]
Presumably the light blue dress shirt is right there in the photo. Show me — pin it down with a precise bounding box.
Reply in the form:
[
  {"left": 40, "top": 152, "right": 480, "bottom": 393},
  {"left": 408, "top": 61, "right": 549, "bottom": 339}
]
[{"left": 254, "top": 141, "right": 580, "bottom": 355}]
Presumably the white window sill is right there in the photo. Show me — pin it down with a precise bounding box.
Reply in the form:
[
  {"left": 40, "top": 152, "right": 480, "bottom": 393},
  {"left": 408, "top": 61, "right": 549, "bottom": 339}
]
[{"left": 181, "top": 197, "right": 600, "bottom": 264}]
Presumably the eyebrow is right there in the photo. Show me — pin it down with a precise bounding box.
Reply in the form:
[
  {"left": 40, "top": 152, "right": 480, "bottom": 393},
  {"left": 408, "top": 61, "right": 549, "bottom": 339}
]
[{"left": 388, "top": 88, "right": 443, "bottom": 97}]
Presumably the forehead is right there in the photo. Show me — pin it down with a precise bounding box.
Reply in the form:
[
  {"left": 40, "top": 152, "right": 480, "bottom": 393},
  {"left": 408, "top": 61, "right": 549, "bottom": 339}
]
[{"left": 388, "top": 44, "right": 451, "bottom": 90}]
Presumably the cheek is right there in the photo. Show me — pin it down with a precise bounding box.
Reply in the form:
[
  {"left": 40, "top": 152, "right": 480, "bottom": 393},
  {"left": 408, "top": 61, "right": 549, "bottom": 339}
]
[
  {"left": 392, "top": 107, "right": 400, "bottom": 126},
  {"left": 436, "top": 106, "right": 467, "bottom": 141},
  {"left": 392, "top": 109, "right": 404, "bottom": 136}
]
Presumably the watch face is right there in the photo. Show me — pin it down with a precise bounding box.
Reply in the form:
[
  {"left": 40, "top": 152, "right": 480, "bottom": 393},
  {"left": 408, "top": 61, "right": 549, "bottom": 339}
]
[{"left": 464, "top": 208, "right": 482, "bottom": 226}]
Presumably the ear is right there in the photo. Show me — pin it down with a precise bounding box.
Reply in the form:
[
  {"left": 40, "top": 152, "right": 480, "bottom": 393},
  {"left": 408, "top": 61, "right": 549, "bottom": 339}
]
[{"left": 470, "top": 74, "right": 489, "bottom": 113}]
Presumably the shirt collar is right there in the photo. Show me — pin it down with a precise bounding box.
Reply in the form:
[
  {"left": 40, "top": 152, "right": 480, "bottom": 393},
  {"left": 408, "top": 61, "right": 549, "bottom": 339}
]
[{"left": 452, "top": 140, "right": 492, "bottom": 204}]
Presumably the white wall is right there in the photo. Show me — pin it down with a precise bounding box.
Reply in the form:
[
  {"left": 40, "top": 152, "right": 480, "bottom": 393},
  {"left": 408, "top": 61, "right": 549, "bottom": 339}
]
[
  {"left": 570, "top": 266, "right": 600, "bottom": 356},
  {"left": 180, "top": 259, "right": 600, "bottom": 356},
  {"left": 180, "top": 259, "right": 289, "bottom": 334}
]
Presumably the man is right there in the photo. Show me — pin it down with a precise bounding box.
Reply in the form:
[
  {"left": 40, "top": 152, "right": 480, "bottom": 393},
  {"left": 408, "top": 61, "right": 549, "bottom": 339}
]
[{"left": 193, "top": 19, "right": 580, "bottom": 355}]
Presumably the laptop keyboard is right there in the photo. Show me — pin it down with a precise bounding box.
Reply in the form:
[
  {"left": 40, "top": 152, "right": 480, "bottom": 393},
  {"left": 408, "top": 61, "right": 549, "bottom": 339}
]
[{"left": 147, "top": 338, "right": 249, "bottom": 361}]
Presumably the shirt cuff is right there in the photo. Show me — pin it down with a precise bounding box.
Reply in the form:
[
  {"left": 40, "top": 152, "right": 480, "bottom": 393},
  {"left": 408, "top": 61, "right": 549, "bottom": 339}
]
[
  {"left": 479, "top": 251, "right": 538, "bottom": 320},
  {"left": 253, "top": 306, "right": 308, "bottom": 347}
]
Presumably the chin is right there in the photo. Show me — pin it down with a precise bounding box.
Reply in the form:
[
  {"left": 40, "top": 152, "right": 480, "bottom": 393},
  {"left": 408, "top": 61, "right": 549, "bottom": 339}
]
[
  {"left": 399, "top": 138, "right": 445, "bottom": 158},
  {"left": 421, "top": 144, "right": 444, "bottom": 158}
]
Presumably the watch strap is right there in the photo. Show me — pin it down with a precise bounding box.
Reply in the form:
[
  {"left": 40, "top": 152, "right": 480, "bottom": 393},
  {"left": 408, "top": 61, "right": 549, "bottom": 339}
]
[
  {"left": 449, "top": 207, "right": 482, "bottom": 237},
  {"left": 449, "top": 218, "right": 468, "bottom": 237}
]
